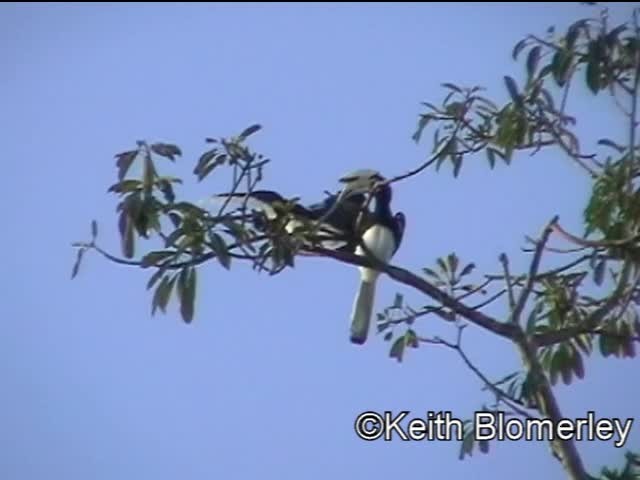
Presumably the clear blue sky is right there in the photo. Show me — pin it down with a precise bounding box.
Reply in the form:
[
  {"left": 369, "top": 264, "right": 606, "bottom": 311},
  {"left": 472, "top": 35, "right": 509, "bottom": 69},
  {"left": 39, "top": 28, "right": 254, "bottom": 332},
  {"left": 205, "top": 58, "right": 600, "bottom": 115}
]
[{"left": 1, "top": 3, "right": 637, "bottom": 479}]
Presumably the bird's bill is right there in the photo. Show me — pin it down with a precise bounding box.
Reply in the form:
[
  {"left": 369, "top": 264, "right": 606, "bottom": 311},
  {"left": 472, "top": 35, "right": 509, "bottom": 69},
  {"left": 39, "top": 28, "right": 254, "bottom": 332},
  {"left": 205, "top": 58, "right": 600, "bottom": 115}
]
[{"left": 338, "top": 168, "right": 386, "bottom": 186}]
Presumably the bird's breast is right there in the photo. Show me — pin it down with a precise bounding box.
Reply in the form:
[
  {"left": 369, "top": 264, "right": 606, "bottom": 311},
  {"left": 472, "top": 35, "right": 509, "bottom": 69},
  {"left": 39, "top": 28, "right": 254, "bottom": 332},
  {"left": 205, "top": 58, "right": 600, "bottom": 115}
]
[{"left": 356, "top": 224, "right": 396, "bottom": 282}]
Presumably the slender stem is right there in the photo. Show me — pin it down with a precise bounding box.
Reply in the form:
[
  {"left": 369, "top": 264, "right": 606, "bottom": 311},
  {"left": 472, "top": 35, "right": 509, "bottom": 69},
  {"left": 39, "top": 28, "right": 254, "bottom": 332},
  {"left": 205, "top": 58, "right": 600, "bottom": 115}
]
[
  {"left": 419, "top": 330, "right": 536, "bottom": 419},
  {"left": 511, "top": 218, "right": 557, "bottom": 325},
  {"left": 499, "top": 253, "right": 517, "bottom": 312}
]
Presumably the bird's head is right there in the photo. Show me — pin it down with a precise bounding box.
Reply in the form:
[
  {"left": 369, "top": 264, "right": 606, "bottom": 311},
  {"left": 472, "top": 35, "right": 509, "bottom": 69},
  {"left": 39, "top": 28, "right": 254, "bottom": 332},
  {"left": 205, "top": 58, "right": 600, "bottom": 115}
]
[{"left": 338, "top": 169, "right": 386, "bottom": 198}]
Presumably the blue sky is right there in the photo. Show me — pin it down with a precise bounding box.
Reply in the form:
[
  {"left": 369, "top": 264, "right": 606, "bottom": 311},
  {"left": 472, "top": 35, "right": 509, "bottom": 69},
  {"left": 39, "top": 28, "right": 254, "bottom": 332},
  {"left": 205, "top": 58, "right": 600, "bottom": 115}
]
[{"left": 1, "top": 3, "right": 638, "bottom": 479}]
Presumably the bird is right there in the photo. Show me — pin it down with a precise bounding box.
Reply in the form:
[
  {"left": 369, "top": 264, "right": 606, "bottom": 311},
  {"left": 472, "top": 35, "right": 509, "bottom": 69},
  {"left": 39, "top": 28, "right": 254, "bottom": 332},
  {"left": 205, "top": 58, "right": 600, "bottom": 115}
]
[
  {"left": 349, "top": 181, "right": 405, "bottom": 345},
  {"left": 208, "top": 188, "right": 369, "bottom": 251},
  {"left": 207, "top": 169, "right": 387, "bottom": 251},
  {"left": 206, "top": 168, "right": 405, "bottom": 345}
]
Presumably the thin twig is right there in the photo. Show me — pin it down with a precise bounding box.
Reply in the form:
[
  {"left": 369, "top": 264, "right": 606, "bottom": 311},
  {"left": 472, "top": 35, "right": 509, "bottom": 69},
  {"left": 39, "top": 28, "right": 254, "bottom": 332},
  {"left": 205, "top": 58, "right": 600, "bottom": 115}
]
[
  {"left": 552, "top": 221, "right": 639, "bottom": 248},
  {"left": 499, "top": 253, "right": 517, "bottom": 312},
  {"left": 379, "top": 278, "right": 499, "bottom": 328},
  {"left": 485, "top": 253, "right": 592, "bottom": 284},
  {"left": 522, "top": 238, "right": 589, "bottom": 254},
  {"left": 511, "top": 217, "right": 557, "bottom": 324},
  {"left": 419, "top": 329, "right": 535, "bottom": 419}
]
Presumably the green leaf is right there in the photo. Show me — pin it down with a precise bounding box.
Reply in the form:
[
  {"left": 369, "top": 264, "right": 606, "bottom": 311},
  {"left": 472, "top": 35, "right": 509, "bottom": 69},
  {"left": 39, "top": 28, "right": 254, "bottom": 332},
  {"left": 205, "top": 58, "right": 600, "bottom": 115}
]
[
  {"left": 512, "top": 38, "right": 528, "bottom": 60},
  {"left": 238, "top": 124, "right": 262, "bottom": 141},
  {"left": 560, "top": 346, "right": 574, "bottom": 385},
  {"left": 599, "top": 333, "right": 612, "bottom": 357},
  {"left": 421, "top": 101, "right": 441, "bottom": 113},
  {"left": 503, "top": 145, "right": 513, "bottom": 165},
  {"left": 389, "top": 336, "right": 405, "bottom": 362},
  {"left": 572, "top": 348, "right": 585, "bottom": 379},
  {"left": 537, "top": 64, "right": 553, "bottom": 79},
  {"left": 405, "top": 329, "right": 419, "bottom": 348},
  {"left": 486, "top": 148, "right": 496, "bottom": 169},
  {"left": 597, "top": 138, "right": 625, "bottom": 153},
  {"left": 437, "top": 257, "right": 448, "bottom": 275},
  {"left": 551, "top": 50, "right": 572, "bottom": 87},
  {"left": 152, "top": 275, "right": 176, "bottom": 315},
  {"left": 383, "top": 331, "right": 393, "bottom": 342},
  {"left": 423, "top": 267, "right": 440, "bottom": 280},
  {"left": 447, "top": 253, "right": 459, "bottom": 275},
  {"left": 120, "top": 214, "right": 135, "bottom": 259},
  {"left": 606, "top": 24, "right": 626, "bottom": 45},
  {"left": 526, "top": 46, "right": 541, "bottom": 79},
  {"left": 71, "top": 248, "right": 85, "bottom": 279},
  {"left": 177, "top": 267, "right": 196, "bottom": 323},
  {"left": 141, "top": 250, "right": 175, "bottom": 268},
  {"left": 194, "top": 149, "right": 218, "bottom": 178},
  {"left": 115, "top": 150, "right": 138, "bottom": 181},
  {"left": 585, "top": 53, "right": 601, "bottom": 94},
  {"left": 209, "top": 232, "right": 231, "bottom": 270},
  {"left": 526, "top": 302, "right": 543, "bottom": 334},
  {"left": 460, "top": 262, "right": 475, "bottom": 278},
  {"left": 441, "top": 82, "right": 462, "bottom": 93},
  {"left": 91, "top": 220, "right": 98, "bottom": 240},
  {"left": 459, "top": 424, "right": 475, "bottom": 459},
  {"left": 593, "top": 259, "right": 606, "bottom": 286},
  {"left": 566, "top": 20, "right": 586, "bottom": 50},
  {"left": 108, "top": 179, "right": 143, "bottom": 195},
  {"left": 436, "top": 137, "right": 455, "bottom": 171},
  {"left": 412, "top": 114, "right": 432, "bottom": 143},
  {"left": 619, "top": 323, "right": 635, "bottom": 358},
  {"left": 504, "top": 76, "right": 522, "bottom": 107},
  {"left": 549, "top": 348, "right": 564, "bottom": 385},
  {"left": 198, "top": 159, "right": 223, "bottom": 182},
  {"left": 151, "top": 143, "right": 182, "bottom": 161},
  {"left": 393, "top": 293, "right": 403, "bottom": 309},
  {"left": 143, "top": 153, "right": 156, "bottom": 195},
  {"left": 573, "top": 333, "right": 592, "bottom": 356},
  {"left": 164, "top": 228, "right": 185, "bottom": 248},
  {"left": 452, "top": 155, "right": 462, "bottom": 178},
  {"left": 146, "top": 265, "right": 168, "bottom": 290},
  {"left": 157, "top": 179, "right": 176, "bottom": 204}
]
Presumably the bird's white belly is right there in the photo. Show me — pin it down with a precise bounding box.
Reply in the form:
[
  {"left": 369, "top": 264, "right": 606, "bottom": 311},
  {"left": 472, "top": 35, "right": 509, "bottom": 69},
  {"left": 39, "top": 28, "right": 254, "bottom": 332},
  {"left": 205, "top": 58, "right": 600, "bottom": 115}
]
[{"left": 356, "top": 225, "right": 395, "bottom": 282}]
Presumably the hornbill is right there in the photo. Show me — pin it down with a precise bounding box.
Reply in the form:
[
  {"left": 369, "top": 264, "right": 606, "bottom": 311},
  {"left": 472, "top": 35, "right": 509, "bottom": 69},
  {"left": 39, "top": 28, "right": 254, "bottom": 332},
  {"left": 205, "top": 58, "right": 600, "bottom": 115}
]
[
  {"left": 209, "top": 169, "right": 405, "bottom": 345},
  {"left": 348, "top": 181, "right": 405, "bottom": 345},
  {"left": 210, "top": 169, "right": 386, "bottom": 252},
  {"left": 208, "top": 189, "right": 368, "bottom": 252}
]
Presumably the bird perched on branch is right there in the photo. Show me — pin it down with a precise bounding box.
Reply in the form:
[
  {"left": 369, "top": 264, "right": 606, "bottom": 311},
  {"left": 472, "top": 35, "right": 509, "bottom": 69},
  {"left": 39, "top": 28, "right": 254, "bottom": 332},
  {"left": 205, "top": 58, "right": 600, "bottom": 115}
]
[
  {"left": 208, "top": 168, "right": 405, "bottom": 346},
  {"left": 210, "top": 169, "right": 386, "bottom": 251},
  {"left": 209, "top": 188, "right": 368, "bottom": 251},
  {"left": 347, "top": 179, "right": 405, "bottom": 345}
]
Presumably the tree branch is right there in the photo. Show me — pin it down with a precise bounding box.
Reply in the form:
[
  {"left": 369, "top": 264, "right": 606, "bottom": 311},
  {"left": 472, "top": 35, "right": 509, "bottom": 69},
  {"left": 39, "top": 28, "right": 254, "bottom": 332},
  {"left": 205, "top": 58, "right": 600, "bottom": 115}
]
[
  {"left": 499, "top": 253, "right": 517, "bottom": 312},
  {"left": 485, "top": 254, "right": 592, "bottom": 283},
  {"left": 511, "top": 217, "right": 557, "bottom": 324},
  {"left": 514, "top": 330, "right": 588, "bottom": 480}
]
